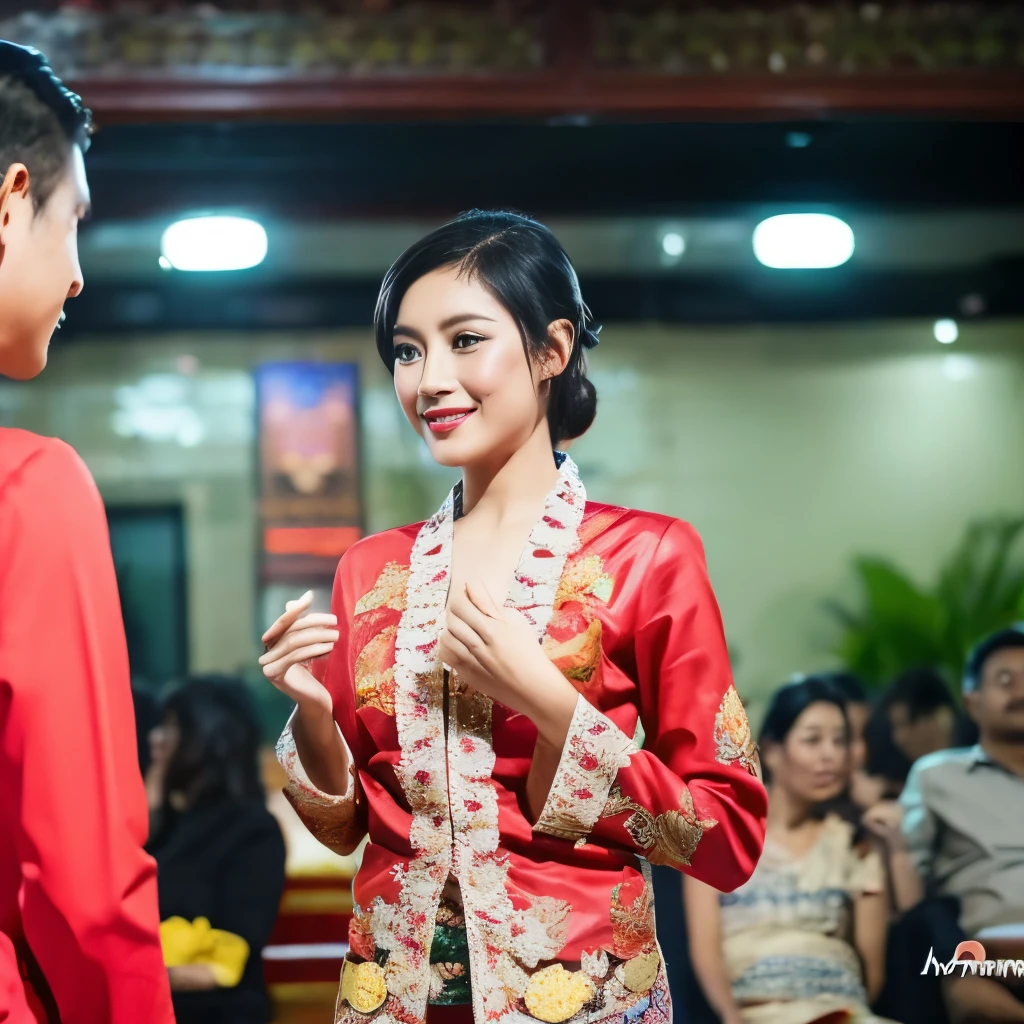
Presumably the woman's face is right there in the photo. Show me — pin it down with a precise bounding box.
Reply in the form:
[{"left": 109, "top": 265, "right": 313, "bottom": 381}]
[
  {"left": 148, "top": 711, "right": 180, "bottom": 775},
  {"left": 768, "top": 701, "right": 849, "bottom": 804},
  {"left": 391, "top": 266, "right": 554, "bottom": 469}
]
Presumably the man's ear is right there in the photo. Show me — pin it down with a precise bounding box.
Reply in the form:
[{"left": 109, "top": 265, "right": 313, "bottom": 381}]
[
  {"left": 0, "top": 163, "right": 31, "bottom": 266},
  {"left": 962, "top": 690, "right": 980, "bottom": 726},
  {"left": 540, "top": 318, "right": 574, "bottom": 380}
]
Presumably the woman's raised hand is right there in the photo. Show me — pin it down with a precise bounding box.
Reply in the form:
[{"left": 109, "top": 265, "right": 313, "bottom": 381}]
[{"left": 259, "top": 591, "right": 339, "bottom": 714}]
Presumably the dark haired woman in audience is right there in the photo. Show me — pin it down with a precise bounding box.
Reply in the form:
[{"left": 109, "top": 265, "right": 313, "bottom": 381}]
[
  {"left": 685, "top": 676, "right": 893, "bottom": 1024},
  {"left": 147, "top": 676, "right": 286, "bottom": 1024},
  {"left": 258, "top": 210, "right": 767, "bottom": 1024}
]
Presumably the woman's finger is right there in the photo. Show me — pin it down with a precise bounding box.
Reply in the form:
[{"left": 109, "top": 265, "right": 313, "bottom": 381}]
[
  {"left": 288, "top": 612, "right": 338, "bottom": 633},
  {"left": 262, "top": 642, "right": 336, "bottom": 683},
  {"left": 451, "top": 587, "right": 493, "bottom": 640},
  {"left": 259, "top": 625, "right": 339, "bottom": 665},
  {"left": 261, "top": 590, "right": 314, "bottom": 646},
  {"left": 438, "top": 629, "right": 472, "bottom": 671},
  {"left": 464, "top": 581, "right": 501, "bottom": 619},
  {"left": 444, "top": 613, "right": 482, "bottom": 653}
]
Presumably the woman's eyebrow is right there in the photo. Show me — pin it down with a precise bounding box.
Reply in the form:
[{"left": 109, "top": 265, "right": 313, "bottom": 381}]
[
  {"left": 439, "top": 313, "right": 497, "bottom": 329},
  {"left": 392, "top": 324, "right": 423, "bottom": 341},
  {"left": 393, "top": 313, "right": 497, "bottom": 341}
]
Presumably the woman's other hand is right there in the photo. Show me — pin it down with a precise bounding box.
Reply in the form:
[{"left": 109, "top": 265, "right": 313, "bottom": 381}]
[{"left": 259, "top": 590, "right": 338, "bottom": 716}]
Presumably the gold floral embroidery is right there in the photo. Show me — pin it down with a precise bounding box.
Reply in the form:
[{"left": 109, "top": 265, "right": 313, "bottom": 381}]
[
  {"left": 354, "top": 560, "right": 410, "bottom": 615},
  {"left": 348, "top": 904, "right": 376, "bottom": 962},
  {"left": 714, "top": 685, "right": 760, "bottom": 777},
  {"left": 276, "top": 718, "right": 364, "bottom": 856},
  {"left": 609, "top": 879, "right": 657, "bottom": 960},
  {"left": 604, "top": 785, "right": 718, "bottom": 868},
  {"left": 620, "top": 949, "right": 660, "bottom": 994},
  {"left": 355, "top": 625, "right": 397, "bottom": 716},
  {"left": 545, "top": 552, "right": 615, "bottom": 690},
  {"left": 523, "top": 964, "right": 595, "bottom": 1023},
  {"left": 554, "top": 554, "right": 614, "bottom": 609},
  {"left": 543, "top": 617, "right": 603, "bottom": 684},
  {"left": 340, "top": 959, "right": 388, "bottom": 1013},
  {"left": 590, "top": 957, "right": 671, "bottom": 1024}
]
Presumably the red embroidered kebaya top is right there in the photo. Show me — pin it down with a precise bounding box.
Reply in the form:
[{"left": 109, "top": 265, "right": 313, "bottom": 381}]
[
  {"left": 278, "top": 455, "right": 767, "bottom": 1024},
  {"left": 0, "top": 429, "right": 174, "bottom": 1024}
]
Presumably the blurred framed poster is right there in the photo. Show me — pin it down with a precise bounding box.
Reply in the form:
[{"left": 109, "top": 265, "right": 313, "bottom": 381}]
[{"left": 255, "top": 362, "right": 361, "bottom": 584}]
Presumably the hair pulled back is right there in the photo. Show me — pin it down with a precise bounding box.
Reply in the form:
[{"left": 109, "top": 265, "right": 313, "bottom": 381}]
[{"left": 374, "top": 209, "right": 599, "bottom": 444}]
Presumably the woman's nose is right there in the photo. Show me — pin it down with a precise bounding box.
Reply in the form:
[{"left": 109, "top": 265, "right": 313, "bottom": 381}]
[{"left": 417, "top": 347, "right": 457, "bottom": 397}]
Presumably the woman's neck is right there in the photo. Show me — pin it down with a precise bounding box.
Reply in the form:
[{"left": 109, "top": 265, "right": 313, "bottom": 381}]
[
  {"left": 460, "top": 422, "right": 560, "bottom": 522},
  {"left": 765, "top": 782, "right": 815, "bottom": 833}
]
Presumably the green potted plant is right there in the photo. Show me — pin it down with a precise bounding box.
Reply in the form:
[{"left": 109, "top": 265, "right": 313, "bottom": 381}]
[{"left": 828, "top": 517, "right": 1024, "bottom": 695}]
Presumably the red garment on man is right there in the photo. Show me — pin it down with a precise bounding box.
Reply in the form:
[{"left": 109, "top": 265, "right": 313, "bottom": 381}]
[{"left": 0, "top": 428, "right": 174, "bottom": 1023}]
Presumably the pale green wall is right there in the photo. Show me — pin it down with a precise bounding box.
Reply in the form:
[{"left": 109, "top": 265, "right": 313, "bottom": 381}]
[{"left": 2, "top": 320, "right": 1022, "bottom": 721}]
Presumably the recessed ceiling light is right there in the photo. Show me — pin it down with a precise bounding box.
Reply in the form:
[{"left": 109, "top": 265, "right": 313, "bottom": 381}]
[
  {"left": 934, "top": 319, "right": 959, "bottom": 345},
  {"left": 161, "top": 216, "right": 268, "bottom": 272},
  {"left": 752, "top": 213, "right": 854, "bottom": 269}
]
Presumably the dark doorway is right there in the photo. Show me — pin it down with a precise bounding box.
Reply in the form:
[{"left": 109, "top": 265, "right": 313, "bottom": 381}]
[{"left": 107, "top": 504, "right": 189, "bottom": 690}]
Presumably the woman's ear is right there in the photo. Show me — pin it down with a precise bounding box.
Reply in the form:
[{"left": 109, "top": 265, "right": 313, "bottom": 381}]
[
  {"left": 761, "top": 739, "right": 783, "bottom": 778},
  {"left": 540, "top": 319, "right": 574, "bottom": 380}
]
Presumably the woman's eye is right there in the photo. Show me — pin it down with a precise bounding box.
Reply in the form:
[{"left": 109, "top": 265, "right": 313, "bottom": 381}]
[
  {"left": 452, "top": 333, "right": 483, "bottom": 350},
  {"left": 394, "top": 343, "right": 420, "bottom": 364}
]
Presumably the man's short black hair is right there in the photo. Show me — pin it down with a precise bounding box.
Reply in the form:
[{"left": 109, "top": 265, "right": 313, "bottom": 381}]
[
  {"left": 886, "top": 666, "right": 955, "bottom": 721},
  {"left": 963, "top": 624, "right": 1024, "bottom": 694},
  {"left": 0, "top": 41, "right": 92, "bottom": 212}
]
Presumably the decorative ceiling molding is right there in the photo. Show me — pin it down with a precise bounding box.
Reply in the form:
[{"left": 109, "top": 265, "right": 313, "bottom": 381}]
[{"left": 3, "top": 1, "right": 1023, "bottom": 120}]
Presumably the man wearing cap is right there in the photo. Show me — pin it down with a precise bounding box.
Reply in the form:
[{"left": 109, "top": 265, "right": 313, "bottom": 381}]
[
  {"left": 0, "top": 41, "right": 174, "bottom": 1023},
  {"left": 897, "top": 625, "right": 1024, "bottom": 1022}
]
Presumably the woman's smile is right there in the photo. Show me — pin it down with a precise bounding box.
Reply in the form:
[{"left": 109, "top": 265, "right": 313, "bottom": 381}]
[{"left": 422, "top": 406, "right": 478, "bottom": 433}]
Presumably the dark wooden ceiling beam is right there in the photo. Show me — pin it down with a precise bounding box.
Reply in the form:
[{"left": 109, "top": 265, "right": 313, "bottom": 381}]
[{"left": 71, "top": 71, "right": 1024, "bottom": 123}]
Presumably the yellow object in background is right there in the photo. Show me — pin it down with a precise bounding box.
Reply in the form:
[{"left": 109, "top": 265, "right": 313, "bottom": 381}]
[{"left": 160, "top": 916, "right": 251, "bottom": 988}]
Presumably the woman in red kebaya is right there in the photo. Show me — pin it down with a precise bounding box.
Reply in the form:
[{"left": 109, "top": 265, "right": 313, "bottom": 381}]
[{"left": 260, "top": 211, "right": 768, "bottom": 1024}]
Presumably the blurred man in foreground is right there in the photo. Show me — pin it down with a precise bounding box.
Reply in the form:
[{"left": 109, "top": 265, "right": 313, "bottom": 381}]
[{"left": 0, "top": 41, "right": 174, "bottom": 1023}]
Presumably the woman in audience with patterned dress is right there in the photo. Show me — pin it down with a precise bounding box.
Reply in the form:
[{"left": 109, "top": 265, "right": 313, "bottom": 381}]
[{"left": 685, "top": 675, "right": 893, "bottom": 1024}]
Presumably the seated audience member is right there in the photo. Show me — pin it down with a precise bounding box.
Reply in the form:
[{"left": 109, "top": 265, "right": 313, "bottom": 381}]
[
  {"left": 821, "top": 672, "right": 883, "bottom": 810},
  {"left": 821, "top": 673, "right": 870, "bottom": 770},
  {"left": 147, "top": 677, "right": 287, "bottom": 1024},
  {"left": 862, "top": 697, "right": 912, "bottom": 801},
  {"left": 684, "top": 676, "right": 892, "bottom": 1024},
  {"left": 133, "top": 685, "right": 161, "bottom": 776},
  {"left": 859, "top": 667, "right": 975, "bottom": 804},
  {"left": 893, "top": 627, "right": 1024, "bottom": 1024},
  {"left": 888, "top": 666, "right": 976, "bottom": 765}
]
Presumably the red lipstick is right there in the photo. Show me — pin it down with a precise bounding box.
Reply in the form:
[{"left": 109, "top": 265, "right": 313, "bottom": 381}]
[{"left": 422, "top": 407, "right": 476, "bottom": 434}]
